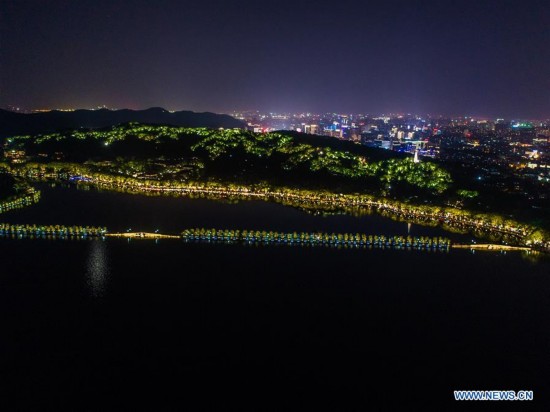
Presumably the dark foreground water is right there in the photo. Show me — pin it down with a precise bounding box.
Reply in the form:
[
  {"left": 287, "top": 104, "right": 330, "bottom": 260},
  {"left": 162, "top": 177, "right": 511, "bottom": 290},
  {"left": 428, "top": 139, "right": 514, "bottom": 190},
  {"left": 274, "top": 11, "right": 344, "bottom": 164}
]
[{"left": 1, "top": 186, "right": 549, "bottom": 410}]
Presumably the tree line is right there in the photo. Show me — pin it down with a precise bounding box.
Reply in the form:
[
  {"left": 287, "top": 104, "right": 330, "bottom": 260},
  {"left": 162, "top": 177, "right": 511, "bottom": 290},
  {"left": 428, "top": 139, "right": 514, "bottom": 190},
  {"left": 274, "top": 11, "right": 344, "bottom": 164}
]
[
  {"left": 181, "top": 228, "right": 451, "bottom": 249},
  {"left": 0, "top": 188, "right": 40, "bottom": 214},
  {"left": 0, "top": 223, "right": 107, "bottom": 238}
]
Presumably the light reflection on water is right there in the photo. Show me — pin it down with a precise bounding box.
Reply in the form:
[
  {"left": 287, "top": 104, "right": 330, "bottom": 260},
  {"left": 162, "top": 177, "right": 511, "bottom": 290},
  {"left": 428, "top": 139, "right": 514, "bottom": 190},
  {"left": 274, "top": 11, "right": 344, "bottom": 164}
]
[{"left": 86, "top": 239, "right": 109, "bottom": 297}]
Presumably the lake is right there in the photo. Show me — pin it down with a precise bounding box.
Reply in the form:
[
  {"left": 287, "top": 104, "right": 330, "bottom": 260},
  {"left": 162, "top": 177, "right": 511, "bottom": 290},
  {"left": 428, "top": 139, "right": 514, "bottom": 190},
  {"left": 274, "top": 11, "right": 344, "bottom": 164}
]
[{"left": 1, "top": 185, "right": 549, "bottom": 410}]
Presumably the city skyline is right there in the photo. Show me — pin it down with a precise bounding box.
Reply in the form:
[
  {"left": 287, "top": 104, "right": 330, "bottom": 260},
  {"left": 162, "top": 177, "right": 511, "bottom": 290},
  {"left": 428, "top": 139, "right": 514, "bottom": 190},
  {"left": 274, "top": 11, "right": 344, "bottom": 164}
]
[
  {"left": 2, "top": 0, "right": 549, "bottom": 118},
  {"left": 3, "top": 105, "right": 549, "bottom": 123}
]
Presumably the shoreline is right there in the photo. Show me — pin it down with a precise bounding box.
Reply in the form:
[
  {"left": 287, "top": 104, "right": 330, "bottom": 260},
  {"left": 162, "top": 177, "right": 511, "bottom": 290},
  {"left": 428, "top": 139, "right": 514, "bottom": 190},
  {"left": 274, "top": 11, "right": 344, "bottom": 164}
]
[
  {"left": 2, "top": 162, "right": 548, "bottom": 250},
  {"left": 452, "top": 243, "right": 531, "bottom": 252}
]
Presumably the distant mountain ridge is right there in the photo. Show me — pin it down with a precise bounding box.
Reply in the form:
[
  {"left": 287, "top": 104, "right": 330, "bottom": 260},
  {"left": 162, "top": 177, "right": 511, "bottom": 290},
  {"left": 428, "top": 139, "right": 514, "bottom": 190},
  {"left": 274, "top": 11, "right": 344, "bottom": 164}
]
[{"left": 0, "top": 107, "right": 245, "bottom": 138}]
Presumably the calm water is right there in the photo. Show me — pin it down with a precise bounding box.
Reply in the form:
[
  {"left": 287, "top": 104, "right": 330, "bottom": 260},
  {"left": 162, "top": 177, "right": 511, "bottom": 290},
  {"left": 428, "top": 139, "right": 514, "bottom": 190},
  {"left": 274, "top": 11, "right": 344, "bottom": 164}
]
[{"left": 1, "top": 186, "right": 549, "bottom": 410}]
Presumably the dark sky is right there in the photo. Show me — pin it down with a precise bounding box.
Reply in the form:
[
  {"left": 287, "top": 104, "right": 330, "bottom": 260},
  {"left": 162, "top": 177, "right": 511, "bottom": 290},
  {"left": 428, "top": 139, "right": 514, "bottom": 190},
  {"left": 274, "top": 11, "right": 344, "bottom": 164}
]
[{"left": 1, "top": 0, "right": 549, "bottom": 117}]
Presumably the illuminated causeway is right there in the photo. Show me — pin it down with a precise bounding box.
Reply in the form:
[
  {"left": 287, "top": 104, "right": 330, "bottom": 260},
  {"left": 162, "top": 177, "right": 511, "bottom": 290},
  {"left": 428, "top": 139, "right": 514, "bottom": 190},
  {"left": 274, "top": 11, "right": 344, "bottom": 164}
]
[
  {"left": 0, "top": 223, "right": 538, "bottom": 253},
  {"left": 106, "top": 232, "right": 179, "bottom": 239}
]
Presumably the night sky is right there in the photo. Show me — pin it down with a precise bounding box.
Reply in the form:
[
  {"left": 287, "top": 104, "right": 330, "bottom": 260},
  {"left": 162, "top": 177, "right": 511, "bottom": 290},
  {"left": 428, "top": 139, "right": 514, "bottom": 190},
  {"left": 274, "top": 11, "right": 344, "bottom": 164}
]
[{"left": 1, "top": 0, "right": 549, "bottom": 117}]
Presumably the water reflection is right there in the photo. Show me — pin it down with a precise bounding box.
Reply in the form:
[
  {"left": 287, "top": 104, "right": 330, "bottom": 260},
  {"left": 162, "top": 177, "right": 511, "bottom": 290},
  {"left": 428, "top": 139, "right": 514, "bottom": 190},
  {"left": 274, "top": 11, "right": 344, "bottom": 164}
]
[{"left": 86, "top": 239, "right": 109, "bottom": 297}]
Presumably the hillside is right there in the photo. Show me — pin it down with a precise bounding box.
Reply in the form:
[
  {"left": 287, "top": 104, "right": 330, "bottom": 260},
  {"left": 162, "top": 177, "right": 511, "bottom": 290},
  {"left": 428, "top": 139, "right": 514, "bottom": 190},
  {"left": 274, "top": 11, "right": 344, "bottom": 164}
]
[
  {"left": 4, "top": 123, "right": 452, "bottom": 195},
  {"left": 0, "top": 107, "right": 245, "bottom": 138}
]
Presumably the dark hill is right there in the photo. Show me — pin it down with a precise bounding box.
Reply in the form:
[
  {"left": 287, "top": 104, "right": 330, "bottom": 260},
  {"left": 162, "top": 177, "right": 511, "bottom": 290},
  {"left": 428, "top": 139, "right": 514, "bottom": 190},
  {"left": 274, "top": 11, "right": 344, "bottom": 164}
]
[
  {"left": 280, "top": 130, "right": 408, "bottom": 161},
  {"left": 0, "top": 107, "right": 245, "bottom": 138}
]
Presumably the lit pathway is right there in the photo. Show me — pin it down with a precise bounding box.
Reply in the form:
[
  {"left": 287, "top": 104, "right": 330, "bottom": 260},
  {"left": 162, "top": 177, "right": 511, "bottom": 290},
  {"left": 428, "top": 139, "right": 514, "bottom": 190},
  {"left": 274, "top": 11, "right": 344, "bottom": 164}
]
[
  {"left": 105, "top": 232, "right": 179, "bottom": 239},
  {"left": 452, "top": 244, "right": 530, "bottom": 251}
]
